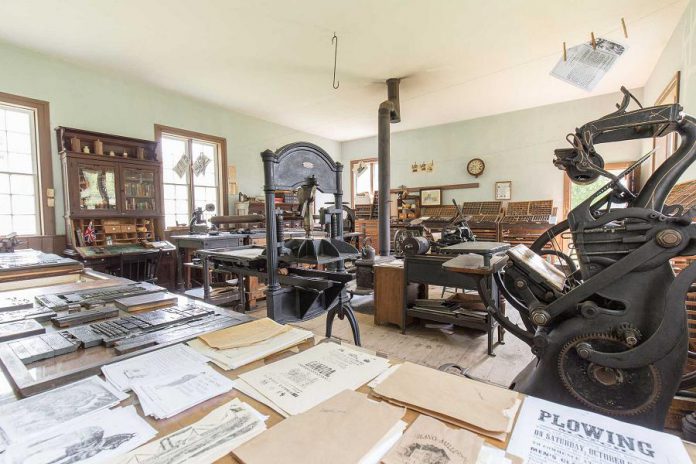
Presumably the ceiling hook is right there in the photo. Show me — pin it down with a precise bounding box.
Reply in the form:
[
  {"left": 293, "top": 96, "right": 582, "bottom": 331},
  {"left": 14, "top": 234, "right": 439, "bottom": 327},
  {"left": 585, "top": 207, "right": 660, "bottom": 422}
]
[{"left": 332, "top": 32, "right": 340, "bottom": 89}]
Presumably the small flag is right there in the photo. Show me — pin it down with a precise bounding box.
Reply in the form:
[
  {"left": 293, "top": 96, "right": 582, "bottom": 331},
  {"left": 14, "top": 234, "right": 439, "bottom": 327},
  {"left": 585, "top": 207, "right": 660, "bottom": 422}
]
[{"left": 84, "top": 221, "right": 96, "bottom": 244}]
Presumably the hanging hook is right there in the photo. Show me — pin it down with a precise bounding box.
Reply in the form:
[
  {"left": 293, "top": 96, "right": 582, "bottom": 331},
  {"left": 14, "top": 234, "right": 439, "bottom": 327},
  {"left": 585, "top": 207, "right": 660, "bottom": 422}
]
[{"left": 332, "top": 32, "right": 340, "bottom": 89}]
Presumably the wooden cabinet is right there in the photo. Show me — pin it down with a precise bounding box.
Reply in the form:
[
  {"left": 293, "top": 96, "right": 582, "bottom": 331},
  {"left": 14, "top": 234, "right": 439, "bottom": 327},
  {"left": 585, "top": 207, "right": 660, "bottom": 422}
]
[
  {"left": 57, "top": 127, "right": 164, "bottom": 249},
  {"left": 374, "top": 260, "right": 419, "bottom": 328}
]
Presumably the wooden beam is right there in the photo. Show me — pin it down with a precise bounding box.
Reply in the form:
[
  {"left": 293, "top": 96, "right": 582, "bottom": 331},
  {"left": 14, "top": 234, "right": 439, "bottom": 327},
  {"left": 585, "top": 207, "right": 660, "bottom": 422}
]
[{"left": 390, "top": 183, "right": 479, "bottom": 193}]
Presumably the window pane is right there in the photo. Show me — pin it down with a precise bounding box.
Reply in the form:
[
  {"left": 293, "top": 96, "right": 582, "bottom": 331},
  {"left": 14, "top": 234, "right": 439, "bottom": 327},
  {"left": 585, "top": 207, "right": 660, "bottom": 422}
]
[
  {"left": 355, "top": 166, "right": 371, "bottom": 195},
  {"left": 0, "top": 174, "right": 9, "bottom": 193},
  {"left": 0, "top": 195, "right": 9, "bottom": 214},
  {"left": 8, "top": 152, "right": 33, "bottom": 174},
  {"left": 6, "top": 132, "right": 31, "bottom": 154},
  {"left": 165, "top": 214, "right": 177, "bottom": 228},
  {"left": 163, "top": 184, "right": 175, "bottom": 199},
  {"left": 0, "top": 215, "right": 11, "bottom": 235},
  {"left": 10, "top": 174, "right": 34, "bottom": 195},
  {"left": 0, "top": 132, "right": 6, "bottom": 152},
  {"left": 175, "top": 184, "right": 188, "bottom": 199},
  {"left": 11, "top": 195, "right": 35, "bottom": 215},
  {"left": 13, "top": 214, "right": 37, "bottom": 235},
  {"left": 5, "top": 110, "right": 30, "bottom": 133}
]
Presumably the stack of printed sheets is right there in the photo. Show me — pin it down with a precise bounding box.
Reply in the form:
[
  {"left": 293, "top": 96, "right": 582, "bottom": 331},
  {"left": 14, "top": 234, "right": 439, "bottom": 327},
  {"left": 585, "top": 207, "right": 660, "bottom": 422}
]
[{"left": 187, "top": 317, "right": 314, "bottom": 370}]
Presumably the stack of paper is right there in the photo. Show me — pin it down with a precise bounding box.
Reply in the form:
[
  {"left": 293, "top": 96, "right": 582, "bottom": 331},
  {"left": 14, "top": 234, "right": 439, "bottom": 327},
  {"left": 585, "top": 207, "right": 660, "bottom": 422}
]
[
  {"left": 234, "top": 390, "right": 406, "bottom": 464},
  {"left": 111, "top": 398, "right": 267, "bottom": 464},
  {"left": 133, "top": 364, "right": 235, "bottom": 419},
  {"left": 198, "top": 317, "right": 291, "bottom": 349},
  {"left": 382, "top": 415, "right": 484, "bottom": 464},
  {"left": 0, "top": 376, "right": 128, "bottom": 452},
  {"left": 1, "top": 405, "right": 156, "bottom": 464},
  {"left": 371, "top": 362, "right": 521, "bottom": 441},
  {"left": 236, "top": 342, "right": 391, "bottom": 416},
  {"left": 188, "top": 326, "right": 314, "bottom": 370},
  {"left": 102, "top": 344, "right": 210, "bottom": 391}
]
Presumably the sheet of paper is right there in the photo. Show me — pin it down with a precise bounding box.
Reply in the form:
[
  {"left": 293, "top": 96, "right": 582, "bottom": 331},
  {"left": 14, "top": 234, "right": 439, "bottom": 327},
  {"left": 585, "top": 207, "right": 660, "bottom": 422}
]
[
  {"left": 382, "top": 415, "right": 484, "bottom": 464},
  {"left": 372, "top": 362, "right": 519, "bottom": 438},
  {"left": 173, "top": 153, "right": 190, "bottom": 178},
  {"left": 233, "top": 390, "right": 405, "bottom": 464},
  {"left": 198, "top": 317, "right": 292, "bottom": 350},
  {"left": 233, "top": 378, "right": 290, "bottom": 417},
  {"left": 1, "top": 405, "right": 156, "bottom": 464},
  {"left": 102, "top": 343, "right": 209, "bottom": 392},
  {"left": 476, "top": 446, "right": 513, "bottom": 464},
  {"left": 239, "top": 342, "right": 391, "bottom": 416},
  {"left": 0, "top": 376, "right": 127, "bottom": 451},
  {"left": 132, "top": 365, "right": 235, "bottom": 419},
  {"left": 188, "top": 327, "right": 313, "bottom": 370},
  {"left": 550, "top": 38, "right": 626, "bottom": 91},
  {"left": 193, "top": 152, "right": 211, "bottom": 176},
  {"left": 506, "top": 396, "right": 691, "bottom": 464},
  {"left": 111, "top": 398, "right": 266, "bottom": 464}
]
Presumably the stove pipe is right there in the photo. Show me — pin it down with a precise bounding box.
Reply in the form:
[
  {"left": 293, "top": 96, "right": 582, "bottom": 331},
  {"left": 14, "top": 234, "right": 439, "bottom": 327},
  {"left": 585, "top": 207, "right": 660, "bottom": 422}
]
[{"left": 378, "top": 78, "right": 401, "bottom": 256}]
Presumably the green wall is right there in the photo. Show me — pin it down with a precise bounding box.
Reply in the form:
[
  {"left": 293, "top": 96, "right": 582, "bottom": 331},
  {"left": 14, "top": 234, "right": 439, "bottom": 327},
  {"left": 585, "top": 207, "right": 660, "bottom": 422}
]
[{"left": 0, "top": 40, "right": 340, "bottom": 235}]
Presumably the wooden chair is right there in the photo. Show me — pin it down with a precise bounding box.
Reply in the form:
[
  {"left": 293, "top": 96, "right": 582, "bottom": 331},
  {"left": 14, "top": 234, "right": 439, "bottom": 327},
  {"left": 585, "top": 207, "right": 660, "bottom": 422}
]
[{"left": 118, "top": 250, "right": 162, "bottom": 283}]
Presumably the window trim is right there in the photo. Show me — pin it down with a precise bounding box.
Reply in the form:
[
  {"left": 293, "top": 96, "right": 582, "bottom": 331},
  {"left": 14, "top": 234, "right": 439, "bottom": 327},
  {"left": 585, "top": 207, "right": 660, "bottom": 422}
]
[
  {"left": 154, "top": 124, "right": 228, "bottom": 229},
  {"left": 0, "top": 91, "right": 54, "bottom": 237},
  {"left": 350, "top": 157, "right": 378, "bottom": 207}
]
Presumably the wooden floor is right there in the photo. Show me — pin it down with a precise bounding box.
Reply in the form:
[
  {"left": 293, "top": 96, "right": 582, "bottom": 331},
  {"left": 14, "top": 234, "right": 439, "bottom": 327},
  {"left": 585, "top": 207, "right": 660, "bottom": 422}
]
[{"left": 250, "top": 290, "right": 534, "bottom": 387}]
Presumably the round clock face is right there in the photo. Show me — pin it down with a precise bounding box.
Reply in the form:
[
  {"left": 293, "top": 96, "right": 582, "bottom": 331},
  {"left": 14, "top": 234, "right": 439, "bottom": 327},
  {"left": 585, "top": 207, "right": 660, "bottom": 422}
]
[{"left": 467, "top": 158, "right": 485, "bottom": 177}]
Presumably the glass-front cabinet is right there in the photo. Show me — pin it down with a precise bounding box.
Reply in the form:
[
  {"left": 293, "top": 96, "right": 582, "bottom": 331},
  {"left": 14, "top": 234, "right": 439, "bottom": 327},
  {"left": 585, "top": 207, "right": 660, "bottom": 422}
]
[
  {"left": 77, "top": 164, "right": 119, "bottom": 212},
  {"left": 122, "top": 167, "right": 157, "bottom": 213}
]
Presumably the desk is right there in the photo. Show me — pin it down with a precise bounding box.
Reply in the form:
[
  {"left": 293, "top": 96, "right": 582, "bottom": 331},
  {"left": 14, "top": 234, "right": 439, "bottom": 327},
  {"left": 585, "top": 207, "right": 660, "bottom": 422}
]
[
  {"left": 401, "top": 250, "right": 505, "bottom": 356},
  {"left": 0, "top": 249, "right": 83, "bottom": 290},
  {"left": 171, "top": 233, "right": 253, "bottom": 290}
]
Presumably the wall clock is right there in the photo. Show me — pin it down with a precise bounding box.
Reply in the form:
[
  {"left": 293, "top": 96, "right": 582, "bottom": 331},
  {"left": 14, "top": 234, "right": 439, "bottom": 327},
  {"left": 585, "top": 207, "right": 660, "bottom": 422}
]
[{"left": 467, "top": 158, "right": 485, "bottom": 177}]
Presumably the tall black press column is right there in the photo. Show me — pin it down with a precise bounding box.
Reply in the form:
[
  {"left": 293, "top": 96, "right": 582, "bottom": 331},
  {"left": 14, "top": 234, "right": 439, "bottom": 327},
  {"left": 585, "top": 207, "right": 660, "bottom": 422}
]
[
  {"left": 377, "top": 78, "right": 401, "bottom": 256},
  {"left": 261, "top": 149, "right": 280, "bottom": 320}
]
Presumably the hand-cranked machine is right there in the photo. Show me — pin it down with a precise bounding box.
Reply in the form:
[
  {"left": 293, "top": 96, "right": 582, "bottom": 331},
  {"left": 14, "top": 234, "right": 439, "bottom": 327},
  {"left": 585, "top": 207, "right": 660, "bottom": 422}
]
[
  {"left": 485, "top": 87, "right": 696, "bottom": 428},
  {"left": 197, "top": 142, "right": 362, "bottom": 344}
]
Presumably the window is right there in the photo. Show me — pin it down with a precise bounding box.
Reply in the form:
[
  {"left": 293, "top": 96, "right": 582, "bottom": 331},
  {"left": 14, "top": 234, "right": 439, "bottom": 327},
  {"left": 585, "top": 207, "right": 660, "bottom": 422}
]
[
  {"left": 0, "top": 93, "right": 53, "bottom": 236},
  {"left": 350, "top": 158, "right": 379, "bottom": 206},
  {"left": 156, "top": 125, "right": 227, "bottom": 228},
  {"left": 564, "top": 161, "right": 639, "bottom": 216}
]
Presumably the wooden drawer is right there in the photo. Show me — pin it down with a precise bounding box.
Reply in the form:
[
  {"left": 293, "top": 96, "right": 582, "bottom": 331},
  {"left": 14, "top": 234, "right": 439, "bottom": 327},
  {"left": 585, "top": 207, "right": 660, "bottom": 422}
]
[
  {"left": 122, "top": 224, "right": 136, "bottom": 233},
  {"left": 104, "top": 225, "right": 122, "bottom": 234}
]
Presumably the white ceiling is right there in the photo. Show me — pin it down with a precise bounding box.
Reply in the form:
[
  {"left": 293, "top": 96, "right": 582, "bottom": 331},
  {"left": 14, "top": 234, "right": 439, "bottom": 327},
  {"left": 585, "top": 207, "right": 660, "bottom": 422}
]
[{"left": 0, "top": 0, "right": 688, "bottom": 141}]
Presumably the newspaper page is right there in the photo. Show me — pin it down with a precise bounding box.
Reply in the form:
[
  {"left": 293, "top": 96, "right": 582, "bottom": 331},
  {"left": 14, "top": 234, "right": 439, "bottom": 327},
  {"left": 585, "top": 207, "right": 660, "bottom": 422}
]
[
  {"left": 506, "top": 396, "right": 690, "bottom": 464},
  {"left": 238, "top": 342, "right": 390, "bottom": 415},
  {"left": 551, "top": 38, "right": 626, "bottom": 91}
]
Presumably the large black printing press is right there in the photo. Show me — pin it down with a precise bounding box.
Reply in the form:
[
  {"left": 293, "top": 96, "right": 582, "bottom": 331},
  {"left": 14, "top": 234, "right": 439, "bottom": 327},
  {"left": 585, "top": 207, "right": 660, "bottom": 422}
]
[
  {"left": 198, "top": 142, "right": 363, "bottom": 345},
  {"left": 479, "top": 87, "right": 696, "bottom": 428}
]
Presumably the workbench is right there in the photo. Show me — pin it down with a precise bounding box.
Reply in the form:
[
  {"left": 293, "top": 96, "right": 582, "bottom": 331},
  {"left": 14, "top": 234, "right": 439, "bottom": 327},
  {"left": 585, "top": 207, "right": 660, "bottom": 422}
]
[
  {"left": 0, "top": 249, "right": 84, "bottom": 291},
  {"left": 402, "top": 242, "right": 510, "bottom": 356}
]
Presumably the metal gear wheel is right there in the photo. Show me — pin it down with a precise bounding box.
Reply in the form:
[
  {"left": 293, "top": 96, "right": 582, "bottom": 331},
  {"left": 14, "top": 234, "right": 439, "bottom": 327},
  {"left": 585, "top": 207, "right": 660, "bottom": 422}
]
[{"left": 558, "top": 332, "right": 661, "bottom": 416}]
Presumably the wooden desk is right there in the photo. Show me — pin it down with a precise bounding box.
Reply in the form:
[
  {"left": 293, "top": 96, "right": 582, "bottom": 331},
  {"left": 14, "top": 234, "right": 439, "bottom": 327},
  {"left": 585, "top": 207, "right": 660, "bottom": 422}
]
[{"left": 0, "top": 249, "right": 83, "bottom": 291}]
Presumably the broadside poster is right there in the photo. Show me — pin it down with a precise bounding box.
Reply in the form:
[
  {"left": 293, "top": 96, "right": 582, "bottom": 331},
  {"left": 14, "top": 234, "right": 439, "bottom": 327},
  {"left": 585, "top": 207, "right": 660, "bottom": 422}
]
[
  {"left": 506, "top": 396, "right": 690, "bottom": 464},
  {"left": 173, "top": 153, "right": 190, "bottom": 178},
  {"left": 551, "top": 38, "right": 626, "bottom": 91}
]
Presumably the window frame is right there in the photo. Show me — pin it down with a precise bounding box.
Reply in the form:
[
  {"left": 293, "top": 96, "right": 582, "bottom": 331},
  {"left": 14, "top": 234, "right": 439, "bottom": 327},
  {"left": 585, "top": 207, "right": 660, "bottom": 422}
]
[
  {"left": 350, "top": 157, "right": 378, "bottom": 207},
  {"left": 154, "top": 124, "right": 228, "bottom": 229},
  {"left": 0, "top": 91, "right": 54, "bottom": 237}
]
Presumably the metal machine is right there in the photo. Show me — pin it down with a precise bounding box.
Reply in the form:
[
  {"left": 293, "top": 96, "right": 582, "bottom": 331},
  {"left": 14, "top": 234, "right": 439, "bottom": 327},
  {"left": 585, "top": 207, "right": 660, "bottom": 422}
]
[{"left": 484, "top": 87, "right": 696, "bottom": 428}]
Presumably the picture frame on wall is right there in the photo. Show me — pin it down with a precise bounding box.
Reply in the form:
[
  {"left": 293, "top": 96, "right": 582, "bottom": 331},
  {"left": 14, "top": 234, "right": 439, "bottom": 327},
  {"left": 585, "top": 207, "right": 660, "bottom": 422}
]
[
  {"left": 420, "top": 188, "right": 441, "bottom": 206},
  {"left": 495, "top": 181, "right": 511, "bottom": 200}
]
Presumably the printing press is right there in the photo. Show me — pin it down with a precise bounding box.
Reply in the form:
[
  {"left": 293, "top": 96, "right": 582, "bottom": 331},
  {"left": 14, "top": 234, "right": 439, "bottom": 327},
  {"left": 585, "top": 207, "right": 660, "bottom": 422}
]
[
  {"left": 198, "top": 142, "right": 362, "bottom": 345},
  {"left": 481, "top": 87, "right": 696, "bottom": 428}
]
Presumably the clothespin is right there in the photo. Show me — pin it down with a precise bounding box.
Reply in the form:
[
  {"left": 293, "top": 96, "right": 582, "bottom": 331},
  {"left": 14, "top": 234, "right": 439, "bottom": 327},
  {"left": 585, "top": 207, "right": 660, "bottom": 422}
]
[
  {"left": 621, "top": 18, "right": 628, "bottom": 38},
  {"left": 590, "top": 32, "right": 596, "bottom": 50},
  {"left": 563, "top": 41, "right": 567, "bottom": 61}
]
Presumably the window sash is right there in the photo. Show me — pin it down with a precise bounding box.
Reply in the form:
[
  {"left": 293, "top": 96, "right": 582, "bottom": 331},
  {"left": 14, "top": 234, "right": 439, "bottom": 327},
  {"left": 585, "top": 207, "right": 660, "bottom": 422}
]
[{"left": 0, "top": 103, "right": 41, "bottom": 235}]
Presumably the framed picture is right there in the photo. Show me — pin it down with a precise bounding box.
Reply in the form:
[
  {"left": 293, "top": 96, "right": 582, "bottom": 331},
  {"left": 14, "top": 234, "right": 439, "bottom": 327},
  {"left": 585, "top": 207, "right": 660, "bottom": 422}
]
[
  {"left": 420, "top": 188, "right": 441, "bottom": 206},
  {"left": 495, "top": 181, "right": 511, "bottom": 200}
]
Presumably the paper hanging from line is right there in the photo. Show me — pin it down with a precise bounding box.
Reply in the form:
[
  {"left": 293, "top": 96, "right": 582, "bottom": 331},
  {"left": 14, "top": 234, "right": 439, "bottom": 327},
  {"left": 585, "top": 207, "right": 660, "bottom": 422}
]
[
  {"left": 506, "top": 396, "right": 691, "bottom": 464},
  {"left": 188, "top": 327, "right": 314, "bottom": 370},
  {"left": 102, "top": 343, "right": 210, "bottom": 392},
  {"left": 550, "top": 37, "right": 626, "bottom": 91},
  {"left": 0, "top": 405, "right": 156, "bottom": 464},
  {"left": 110, "top": 398, "right": 267, "bottom": 464},
  {"left": 173, "top": 152, "right": 190, "bottom": 178},
  {"left": 133, "top": 364, "right": 235, "bottom": 420},
  {"left": 193, "top": 152, "right": 212, "bottom": 176},
  {"left": 0, "top": 376, "right": 127, "bottom": 452},
  {"left": 238, "top": 342, "right": 391, "bottom": 416}
]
